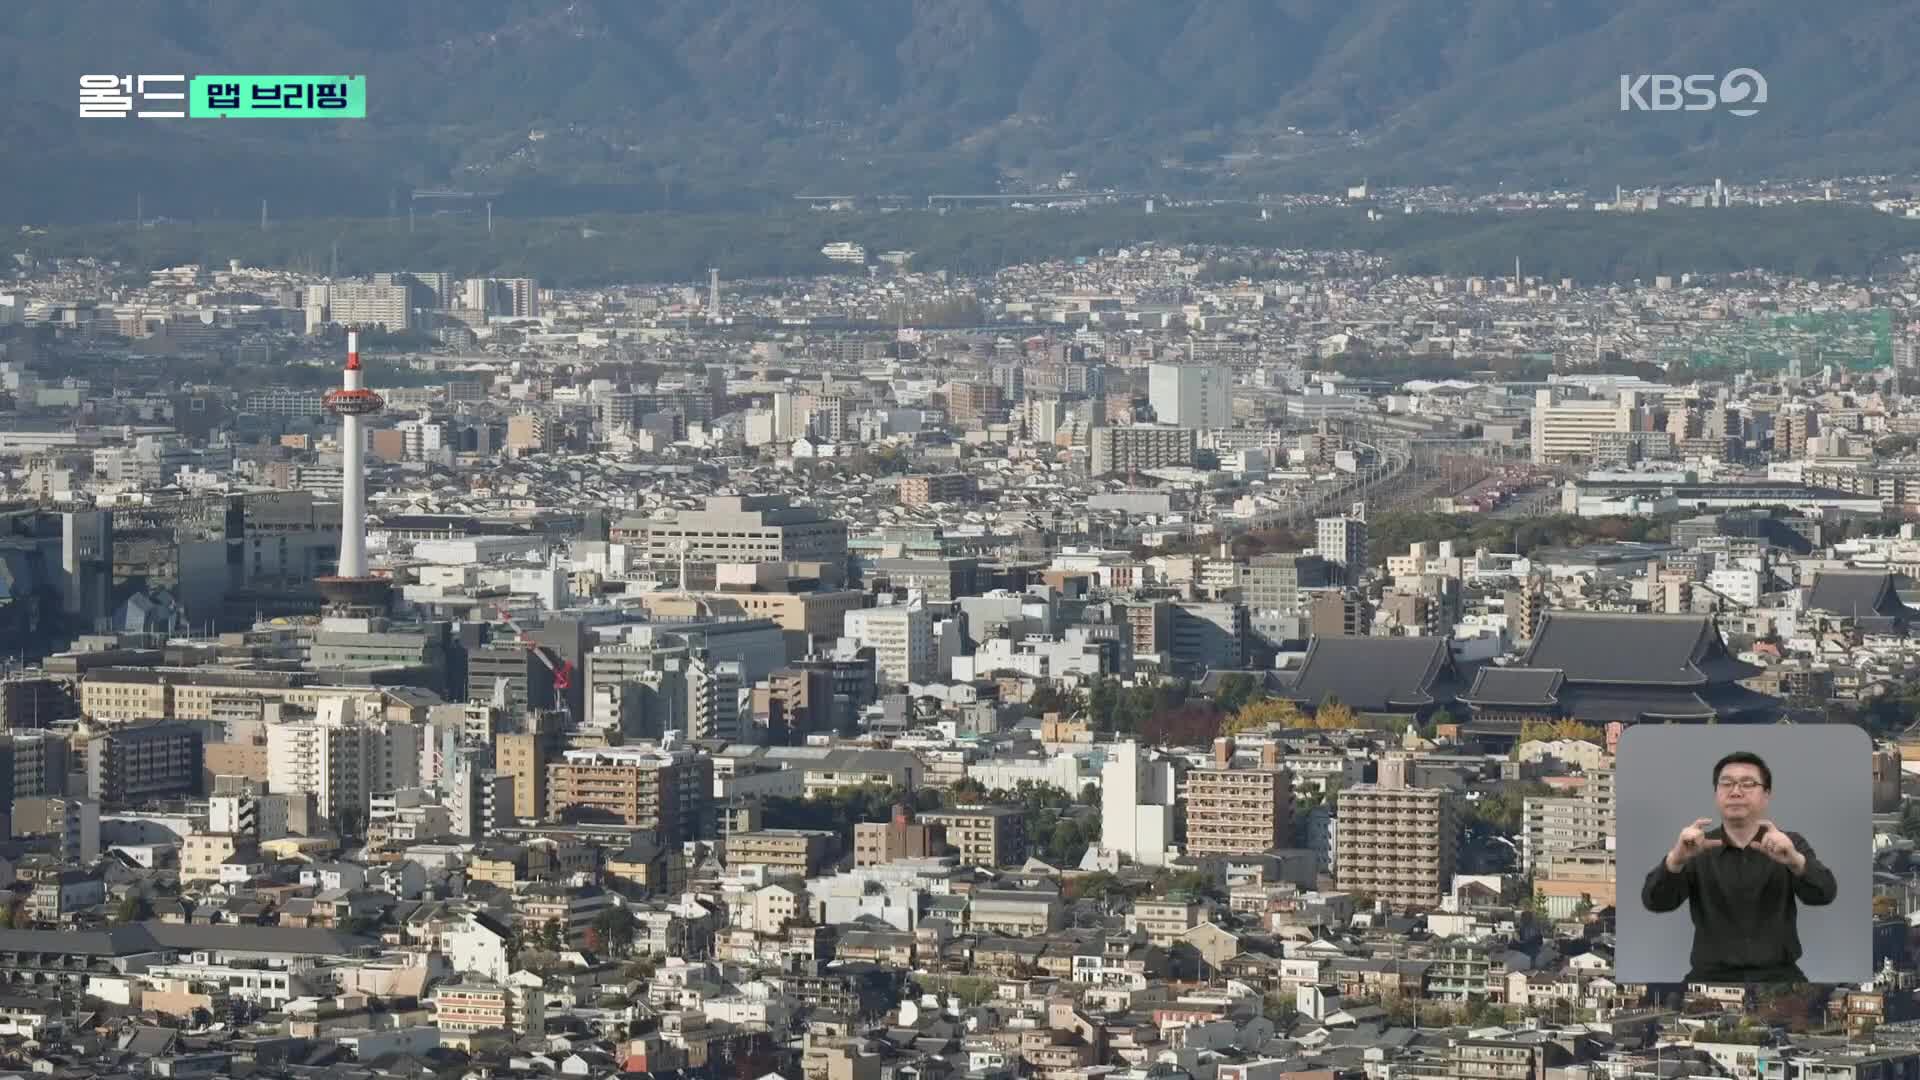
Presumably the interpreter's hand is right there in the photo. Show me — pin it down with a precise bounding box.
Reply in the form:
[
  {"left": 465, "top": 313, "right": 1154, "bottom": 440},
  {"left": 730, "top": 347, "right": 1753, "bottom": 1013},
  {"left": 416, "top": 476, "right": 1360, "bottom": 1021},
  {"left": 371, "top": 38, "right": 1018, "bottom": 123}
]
[
  {"left": 1668, "top": 818, "right": 1723, "bottom": 870},
  {"left": 1756, "top": 822, "right": 1806, "bottom": 872}
]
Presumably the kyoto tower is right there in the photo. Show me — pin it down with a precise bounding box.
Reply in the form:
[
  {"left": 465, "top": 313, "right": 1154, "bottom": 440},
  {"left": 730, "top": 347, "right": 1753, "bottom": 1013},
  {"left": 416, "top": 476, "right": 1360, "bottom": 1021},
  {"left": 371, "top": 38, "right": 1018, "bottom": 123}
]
[{"left": 314, "top": 330, "right": 392, "bottom": 616}]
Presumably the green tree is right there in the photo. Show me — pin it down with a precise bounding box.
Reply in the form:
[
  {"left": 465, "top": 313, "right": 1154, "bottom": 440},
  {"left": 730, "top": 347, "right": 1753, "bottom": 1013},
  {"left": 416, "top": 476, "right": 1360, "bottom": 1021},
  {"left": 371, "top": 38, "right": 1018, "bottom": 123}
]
[
  {"left": 1902, "top": 801, "right": 1920, "bottom": 844},
  {"left": 1262, "top": 992, "right": 1299, "bottom": 1026},
  {"left": 1215, "top": 674, "right": 1265, "bottom": 715},
  {"left": 1165, "top": 868, "right": 1224, "bottom": 903},
  {"left": 113, "top": 893, "right": 150, "bottom": 925},
  {"left": 593, "top": 906, "right": 639, "bottom": 958},
  {"left": 1027, "top": 684, "right": 1081, "bottom": 718},
  {"left": 1467, "top": 781, "right": 1556, "bottom": 833}
]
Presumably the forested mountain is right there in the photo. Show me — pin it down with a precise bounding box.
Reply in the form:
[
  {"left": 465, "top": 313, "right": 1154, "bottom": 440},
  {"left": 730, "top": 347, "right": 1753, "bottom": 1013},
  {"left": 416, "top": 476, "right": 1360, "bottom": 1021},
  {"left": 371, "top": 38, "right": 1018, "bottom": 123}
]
[{"left": 7, "top": 0, "right": 1917, "bottom": 222}]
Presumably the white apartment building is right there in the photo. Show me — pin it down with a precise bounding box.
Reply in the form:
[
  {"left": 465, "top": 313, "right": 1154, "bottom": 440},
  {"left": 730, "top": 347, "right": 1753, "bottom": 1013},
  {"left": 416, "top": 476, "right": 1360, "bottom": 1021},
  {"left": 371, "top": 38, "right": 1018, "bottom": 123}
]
[
  {"left": 266, "top": 698, "right": 370, "bottom": 821},
  {"left": 1148, "top": 363, "right": 1232, "bottom": 428},
  {"left": 307, "top": 282, "right": 410, "bottom": 333},
  {"left": 1101, "top": 740, "right": 1179, "bottom": 867},
  {"left": 843, "top": 605, "right": 934, "bottom": 688}
]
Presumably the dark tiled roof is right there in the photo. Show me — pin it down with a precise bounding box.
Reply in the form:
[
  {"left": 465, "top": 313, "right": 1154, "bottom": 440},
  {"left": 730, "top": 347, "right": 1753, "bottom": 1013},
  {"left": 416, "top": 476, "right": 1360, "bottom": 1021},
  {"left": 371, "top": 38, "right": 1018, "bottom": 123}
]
[
  {"left": 1554, "top": 686, "right": 1715, "bottom": 726},
  {"left": 1460, "top": 667, "right": 1564, "bottom": 707},
  {"left": 1287, "top": 636, "right": 1460, "bottom": 712},
  {"left": 0, "top": 921, "right": 372, "bottom": 958},
  {"left": 1806, "top": 571, "right": 1911, "bottom": 624},
  {"left": 1523, "top": 612, "right": 1759, "bottom": 686}
]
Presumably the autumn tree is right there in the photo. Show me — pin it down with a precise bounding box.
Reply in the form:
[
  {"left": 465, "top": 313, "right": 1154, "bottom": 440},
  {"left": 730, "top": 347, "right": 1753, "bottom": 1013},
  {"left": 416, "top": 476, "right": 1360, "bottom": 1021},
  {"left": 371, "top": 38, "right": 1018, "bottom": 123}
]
[
  {"left": 1312, "top": 697, "right": 1358, "bottom": 729},
  {"left": 1520, "top": 719, "right": 1605, "bottom": 745},
  {"left": 1139, "top": 701, "right": 1225, "bottom": 747},
  {"left": 1226, "top": 698, "right": 1305, "bottom": 734}
]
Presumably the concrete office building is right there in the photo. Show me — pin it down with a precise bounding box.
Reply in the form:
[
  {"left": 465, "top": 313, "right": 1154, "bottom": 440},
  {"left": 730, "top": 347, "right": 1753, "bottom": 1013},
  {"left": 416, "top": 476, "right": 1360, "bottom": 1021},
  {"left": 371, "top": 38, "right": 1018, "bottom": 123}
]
[
  {"left": 630, "top": 495, "right": 848, "bottom": 570},
  {"left": 1531, "top": 389, "right": 1635, "bottom": 464},
  {"left": 1148, "top": 363, "right": 1232, "bottom": 428}
]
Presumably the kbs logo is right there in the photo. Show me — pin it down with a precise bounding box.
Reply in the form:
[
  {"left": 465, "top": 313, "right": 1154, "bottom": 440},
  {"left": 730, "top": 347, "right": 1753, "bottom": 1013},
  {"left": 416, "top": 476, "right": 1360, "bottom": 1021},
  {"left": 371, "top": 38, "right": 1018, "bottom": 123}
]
[{"left": 1619, "top": 69, "right": 1767, "bottom": 116}]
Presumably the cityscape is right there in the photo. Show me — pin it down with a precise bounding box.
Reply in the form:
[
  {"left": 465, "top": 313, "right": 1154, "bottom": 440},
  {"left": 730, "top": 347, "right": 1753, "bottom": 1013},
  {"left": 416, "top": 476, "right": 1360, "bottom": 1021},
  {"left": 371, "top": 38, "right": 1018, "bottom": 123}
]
[{"left": 12, "top": 10, "right": 1920, "bottom": 1080}]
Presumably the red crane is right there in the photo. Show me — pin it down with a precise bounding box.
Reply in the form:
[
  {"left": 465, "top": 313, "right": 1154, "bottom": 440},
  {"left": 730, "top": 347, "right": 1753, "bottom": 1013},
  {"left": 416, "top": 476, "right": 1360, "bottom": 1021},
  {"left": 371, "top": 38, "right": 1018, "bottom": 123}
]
[{"left": 491, "top": 604, "right": 576, "bottom": 701}]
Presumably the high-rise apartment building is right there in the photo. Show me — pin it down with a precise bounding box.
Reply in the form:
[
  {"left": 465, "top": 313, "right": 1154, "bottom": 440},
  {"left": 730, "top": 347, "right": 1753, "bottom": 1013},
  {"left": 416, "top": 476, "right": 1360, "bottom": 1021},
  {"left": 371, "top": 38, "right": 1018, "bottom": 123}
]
[
  {"left": 947, "top": 381, "right": 1005, "bottom": 428},
  {"left": 1316, "top": 512, "right": 1369, "bottom": 587},
  {"left": 843, "top": 605, "right": 934, "bottom": 687},
  {"left": 307, "top": 283, "right": 411, "bottom": 332},
  {"left": 1090, "top": 425, "right": 1195, "bottom": 476},
  {"left": 87, "top": 721, "right": 203, "bottom": 807},
  {"left": 545, "top": 744, "right": 711, "bottom": 845},
  {"left": 265, "top": 699, "right": 369, "bottom": 821},
  {"left": 1181, "top": 738, "right": 1293, "bottom": 858},
  {"left": 1336, "top": 765, "right": 1458, "bottom": 910},
  {"left": 500, "top": 278, "right": 540, "bottom": 318},
  {"left": 1243, "top": 553, "right": 1334, "bottom": 616},
  {"left": 1521, "top": 767, "right": 1615, "bottom": 875}
]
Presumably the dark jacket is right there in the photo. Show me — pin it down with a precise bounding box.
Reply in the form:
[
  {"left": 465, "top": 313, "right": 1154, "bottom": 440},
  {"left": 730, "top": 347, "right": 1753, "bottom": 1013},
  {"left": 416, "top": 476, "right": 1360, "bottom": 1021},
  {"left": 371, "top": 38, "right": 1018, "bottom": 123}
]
[{"left": 1642, "top": 823, "right": 1838, "bottom": 983}]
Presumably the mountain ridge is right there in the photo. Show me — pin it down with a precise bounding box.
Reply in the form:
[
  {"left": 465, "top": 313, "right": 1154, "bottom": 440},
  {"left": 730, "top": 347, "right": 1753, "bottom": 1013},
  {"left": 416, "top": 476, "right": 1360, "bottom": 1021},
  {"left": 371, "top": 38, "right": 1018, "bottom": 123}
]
[{"left": 6, "top": 0, "right": 1916, "bottom": 223}]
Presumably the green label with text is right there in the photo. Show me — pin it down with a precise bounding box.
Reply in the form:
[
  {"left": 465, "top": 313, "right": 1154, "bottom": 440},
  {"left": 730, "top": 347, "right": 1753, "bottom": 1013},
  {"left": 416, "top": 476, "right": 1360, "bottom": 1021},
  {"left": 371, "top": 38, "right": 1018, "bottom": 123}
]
[{"left": 189, "top": 76, "right": 364, "bottom": 118}]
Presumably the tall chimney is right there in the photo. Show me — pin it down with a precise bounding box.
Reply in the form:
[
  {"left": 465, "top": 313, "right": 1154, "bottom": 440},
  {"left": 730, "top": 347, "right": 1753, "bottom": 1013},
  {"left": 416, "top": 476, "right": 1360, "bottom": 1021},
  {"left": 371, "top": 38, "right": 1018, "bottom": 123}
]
[{"left": 1214, "top": 737, "right": 1235, "bottom": 768}]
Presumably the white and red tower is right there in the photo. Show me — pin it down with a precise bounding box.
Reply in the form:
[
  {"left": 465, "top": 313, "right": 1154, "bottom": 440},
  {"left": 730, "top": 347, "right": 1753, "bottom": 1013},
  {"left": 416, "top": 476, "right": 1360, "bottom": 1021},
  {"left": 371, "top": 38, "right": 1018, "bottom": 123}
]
[{"left": 315, "top": 331, "right": 391, "bottom": 615}]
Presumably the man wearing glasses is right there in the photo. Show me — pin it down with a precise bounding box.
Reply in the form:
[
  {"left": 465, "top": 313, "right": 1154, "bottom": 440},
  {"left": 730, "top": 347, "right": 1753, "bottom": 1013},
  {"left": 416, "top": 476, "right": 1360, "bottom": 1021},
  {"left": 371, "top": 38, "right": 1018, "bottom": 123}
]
[{"left": 1641, "top": 750, "right": 1839, "bottom": 983}]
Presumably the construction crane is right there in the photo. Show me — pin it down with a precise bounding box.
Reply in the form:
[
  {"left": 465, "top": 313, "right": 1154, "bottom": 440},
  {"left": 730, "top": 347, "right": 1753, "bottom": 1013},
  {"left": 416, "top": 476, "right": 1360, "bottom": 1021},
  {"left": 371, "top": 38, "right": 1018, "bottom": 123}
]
[{"left": 491, "top": 605, "right": 576, "bottom": 717}]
